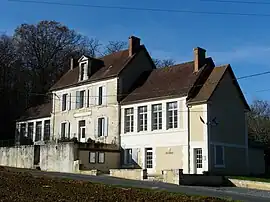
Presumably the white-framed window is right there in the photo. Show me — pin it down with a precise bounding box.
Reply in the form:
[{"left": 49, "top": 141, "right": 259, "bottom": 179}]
[
  {"left": 35, "top": 121, "right": 42, "bottom": 141},
  {"left": 124, "top": 108, "right": 134, "bottom": 133},
  {"left": 152, "top": 104, "right": 162, "bottom": 130},
  {"left": 62, "top": 93, "right": 68, "bottom": 111},
  {"left": 138, "top": 106, "right": 147, "bottom": 132},
  {"left": 98, "top": 86, "right": 103, "bottom": 105},
  {"left": 124, "top": 149, "right": 133, "bottom": 165},
  {"left": 146, "top": 148, "right": 153, "bottom": 169},
  {"left": 78, "top": 120, "right": 86, "bottom": 141},
  {"left": 89, "top": 152, "right": 96, "bottom": 163},
  {"left": 214, "top": 145, "right": 225, "bottom": 168},
  {"left": 97, "top": 117, "right": 106, "bottom": 137},
  {"left": 98, "top": 152, "right": 105, "bottom": 164},
  {"left": 27, "top": 122, "right": 34, "bottom": 140},
  {"left": 89, "top": 152, "right": 105, "bottom": 164},
  {"left": 167, "top": 101, "right": 178, "bottom": 129},
  {"left": 76, "top": 90, "right": 85, "bottom": 109},
  {"left": 44, "top": 120, "right": 50, "bottom": 141},
  {"left": 60, "top": 122, "right": 70, "bottom": 139},
  {"left": 20, "top": 123, "right": 26, "bottom": 137}
]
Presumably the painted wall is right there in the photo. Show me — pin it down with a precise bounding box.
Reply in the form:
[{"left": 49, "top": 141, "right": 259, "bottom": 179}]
[
  {"left": 52, "top": 78, "right": 119, "bottom": 146},
  {"left": 39, "top": 142, "right": 75, "bottom": 173},
  {"left": 208, "top": 71, "right": 249, "bottom": 175},
  {"left": 79, "top": 150, "right": 120, "bottom": 172},
  {"left": 120, "top": 97, "right": 208, "bottom": 174},
  {"left": 249, "top": 148, "right": 265, "bottom": 175},
  {"left": 0, "top": 145, "right": 34, "bottom": 168}
]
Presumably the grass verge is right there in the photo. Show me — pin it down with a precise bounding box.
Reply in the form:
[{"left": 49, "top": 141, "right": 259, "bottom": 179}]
[{"left": 0, "top": 167, "right": 236, "bottom": 202}]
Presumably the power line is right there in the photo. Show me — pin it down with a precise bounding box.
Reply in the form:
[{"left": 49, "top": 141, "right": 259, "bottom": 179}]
[
  {"left": 200, "top": 0, "right": 270, "bottom": 5},
  {"left": 8, "top": 0, "right": 270, "bottom": 17}
]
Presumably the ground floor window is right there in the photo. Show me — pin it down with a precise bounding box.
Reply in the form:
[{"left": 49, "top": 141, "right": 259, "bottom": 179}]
[
  {"left": 89, "top": 151, "right": 105, "bottom": 164},
  {"left": 214, "top": 145, "right": 225, "bottom": 167},
  {"left": 124, "top": 149, "right": 132, "bottom": 165},
  {"left": 195, "top": 148, "right": 203, "bottom": 169},
  {"left": 146, "top": 148, "right": 153, "bottom": 169}
]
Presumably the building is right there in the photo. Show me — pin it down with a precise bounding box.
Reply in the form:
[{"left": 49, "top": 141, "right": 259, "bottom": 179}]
[
  {"left": 120, "top": 47, "right": 251, "bottom": 175},
  {"left": 15, "top": 36, "right": 155, "bottom": 171},
  {"left": 13, "top": 36, "right": 262, "bottom": 176}
]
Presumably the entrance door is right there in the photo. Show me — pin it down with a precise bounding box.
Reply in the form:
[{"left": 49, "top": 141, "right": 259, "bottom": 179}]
[
  {"left": 145, "top": 148, "right": 154, "bottom": 173},
  {"left": 78, "top": 120, "right": 86, "bottom": 142},
  {"left": 194, "top": 148, "right": 203, "bottom": 174}
]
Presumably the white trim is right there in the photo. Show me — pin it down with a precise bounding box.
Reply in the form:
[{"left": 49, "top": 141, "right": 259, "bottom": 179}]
[
  {"left": 210, "top": 142, "right": 246, "bottom": 149},
  {"left": 214, "top": 145, "right": 225, "bottom": 168},
  {"left": 60, "top": 121, "right": 69, "bottom": 139},
  {"left": 17, "top": 117, "right": 51, "bottom": 125}
]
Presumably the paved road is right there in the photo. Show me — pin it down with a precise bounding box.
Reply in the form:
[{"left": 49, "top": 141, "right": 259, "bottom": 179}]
[{"left": 18, "top": 169, "right": 270, "bottom": 202}]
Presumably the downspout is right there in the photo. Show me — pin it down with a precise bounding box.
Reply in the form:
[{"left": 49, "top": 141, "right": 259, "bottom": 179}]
[
  {"left": 52, "top": 93, "right": 56, "bottom": 142},
  {"left": 187, "top": 105, "right": 191, "bottom": 174}
]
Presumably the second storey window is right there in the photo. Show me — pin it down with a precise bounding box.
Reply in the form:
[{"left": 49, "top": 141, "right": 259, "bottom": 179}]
[
  {"left": 44, "top": 120, "right": 50, "bottom": 141},
  {"left": 138, "top": 106, "right": 147, "bottom": 131},
  {"left": 97, "top": 117, "right": 106, "bottom": 137},
  {"left": 76, "top": 90, "right": 85, "bottom": 109},
  {"left": 98, "top": 86, "right": 103, "bottom": 105},
  {"left": 124, "top": 108, "right": 134, "bottom": 133},
  {"left": 62, "top": 93, "right": 68, "bottom": 111},
  {"left": 152, "top": 104, "right": 162, "bottom": 130},
  {"left": 61, "top": 122, "right": 70, "bottom": 139},
  {"left": 167, "top": 102, "right": 178, "bottom": 129},
  {"left": 20, "top": 123, "right": 26, "bottom": 137},
  {"left": 27, "top": 122, "right": 34, "bottom": 140},
  {"left": 35, "top": 121, "right": 42, "bottom": 141}
]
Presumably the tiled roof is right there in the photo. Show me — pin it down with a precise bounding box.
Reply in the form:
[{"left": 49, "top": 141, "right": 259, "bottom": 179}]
[
  {"left": 50, "top": 46, "right": 145, "bottom": 91},
  {"left": 121, "top": 57, "right": 214, "bottom": 104},
  {"left": 16, "top": 102, "right": 52, "bottom": 122}
]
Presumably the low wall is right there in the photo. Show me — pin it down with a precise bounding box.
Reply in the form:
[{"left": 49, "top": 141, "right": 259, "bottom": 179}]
[
  {"left": 229, "top": 179, "right": 270, "bottom": 191},
  {"left": 110, "top": 169, "right": 147, "bottom": 180},
  {"left": 181, "top": 174, "right": 224, "bottom": 186},
  {"left": 0, "top": 145, "right": 34, "bottom": 169},
  {"left": 39, "top": 142, "right": 75, "bottom": 173}
]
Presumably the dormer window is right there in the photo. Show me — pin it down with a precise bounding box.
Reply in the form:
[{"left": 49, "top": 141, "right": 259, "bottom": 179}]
[{"left": 80, "top": 62, "right": 86, "bottom": 81}]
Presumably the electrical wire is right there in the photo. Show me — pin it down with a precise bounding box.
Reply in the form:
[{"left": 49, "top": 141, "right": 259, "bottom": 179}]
[{"left": 8, "top": 0, "right": 270, "bottom": 17}]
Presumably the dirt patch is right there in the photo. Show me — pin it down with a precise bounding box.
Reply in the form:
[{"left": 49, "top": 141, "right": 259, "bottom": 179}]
[{"left": 0, "top": 170, "right": 233, "bottom": 202}]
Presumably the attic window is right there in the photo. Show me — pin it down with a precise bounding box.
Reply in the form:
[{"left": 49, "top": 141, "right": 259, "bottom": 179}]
[{"left": 80, "top": 62, "right": 86, "bottom": 81}]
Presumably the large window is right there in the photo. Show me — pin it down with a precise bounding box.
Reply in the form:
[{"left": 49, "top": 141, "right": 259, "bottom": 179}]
[
  {"left": 124, "top": 108, "right": 134, "bottom": 133},
  {"left": 89, "top": 152, "right": 105, "bottom": 164},
  {"left": 61, "top": 122, "right": 70, "bottom": 139},
  {"left": 167, "top": 102, "right": 178, "bottom": 129},
  {"left": 146, "top": 148, "right": 153, "bottom": 169},
  {"left": 20, "top": 123, "right": 26, "bottom": 137},
  {"left": 98, "top": 86, "right": 103, "bottom": 105},
  {"left": 97, "top": 117, "right": 106, "bottom": 137},
  {"left": 124, "top": 149, "right": 133, "bottom": 165},
  {"left": 44, "top": 120, "right": 50, "bottom": 141},
  {"left": 76, "top": 90, "right": 85, "bottom": 109},
  {"left": 27, "top": 122, "right": 34, "bottom": 140},
  {"left": 138, "top": 106, "right": 147, "bottom": 132},
  {"left": 35, "top": 121, "right": 42, "bottom": 141},
  {"left": 62, "top": 93, "right": 68, "bottom": 111},
  {"left": 152, "top": 104, "right": 162, "bottom": 130},
  {"left": 214, "top": 145, "right": 225, "bottom": 167}
]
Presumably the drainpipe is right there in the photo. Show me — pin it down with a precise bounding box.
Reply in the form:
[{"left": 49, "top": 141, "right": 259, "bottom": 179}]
[
  {"left": 52, "top": 93, "right": 60, "bottom": 143},
  {"left": 187, "top": 105, "right": 191, "bottom": 174}
]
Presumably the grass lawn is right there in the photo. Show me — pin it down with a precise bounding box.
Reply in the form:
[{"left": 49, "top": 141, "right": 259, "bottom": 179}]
[{"left": 0, "top": 167, "right": 236, "bottom": 202}]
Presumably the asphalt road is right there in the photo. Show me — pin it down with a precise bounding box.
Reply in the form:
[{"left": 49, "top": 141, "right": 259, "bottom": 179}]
[{"left": 20, "top": 169, "right": 270, "bottom": 202}]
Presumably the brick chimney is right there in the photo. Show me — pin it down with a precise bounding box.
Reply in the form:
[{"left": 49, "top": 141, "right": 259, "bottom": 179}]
[
  {"left": 129, "top": 36, "right": 141, "bottom": 56},
  {"left": 194, "top": 47, "right": 206, "bottom": 72},
  {"left": 70, "top": 57, "right": 74, "bottom": 70}
]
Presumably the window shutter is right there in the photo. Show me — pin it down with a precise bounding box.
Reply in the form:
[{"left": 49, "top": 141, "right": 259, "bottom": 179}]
[
  {"left": 87, "top": 90, "right": 90, "bottom": 107},
  {"left": 104, "top": 117, "right": 108, "bottom": 137},
  {"left": 94, "top": 119, "right": 98, "bottom": 138},
  {"left": 103, "top": 86, "right": 107, "bottom": 105},
  {"left": 76, "top": 91, "right": 80, "bottom": 109},
  {"left": 68, "top": 122, "right": 71, "bottom": 139},
  {"left": 132, "top": 148, "right": 138, "bottom": 165},
  {"left": 69, "top": 93, "right": 72, "bottom": 110},
  {"left": 95, "top": 87, "right": 99, "bottom": 105}
]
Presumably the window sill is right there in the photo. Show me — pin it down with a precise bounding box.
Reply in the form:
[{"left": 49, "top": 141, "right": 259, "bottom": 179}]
[{"left": 214, "top": 164, "right": 225, "bottom": 168}]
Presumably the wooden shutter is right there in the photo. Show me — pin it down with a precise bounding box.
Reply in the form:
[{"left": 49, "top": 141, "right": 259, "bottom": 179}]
[
  {"left": 104, "top": 117, "right": 108, "bottom": 137},
  {"left": 75, "top": 91, "right": 80, "bottom": 109},
  {"left": 103, "top": 85, "right": 107, "bottom": 105}
]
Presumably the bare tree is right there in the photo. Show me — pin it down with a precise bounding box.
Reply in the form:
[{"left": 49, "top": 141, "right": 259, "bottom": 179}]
[
  {"left": 13, "top": 20, "right": 98, "bottom": 105},
  {"left": 153, "top": 58, "right": 175, "bottom": 68},
  {"left": 247, "top": 99, "right": 270, "bottom": 144},
  {"left": 103, "top": 41, "right": 128, "bottom": 55}
]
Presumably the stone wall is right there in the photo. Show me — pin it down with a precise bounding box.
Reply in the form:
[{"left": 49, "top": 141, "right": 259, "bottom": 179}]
[
  {"left": 0, "top": 145, "right": 34, "bottom": 169},
  {"left": 110, "top": 169, "right": 147, "bottom": 180}
]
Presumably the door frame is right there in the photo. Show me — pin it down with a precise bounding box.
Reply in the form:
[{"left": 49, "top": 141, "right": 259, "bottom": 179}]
[{"left": 193, "top": 148, "right": 203, "bottom": 174}]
